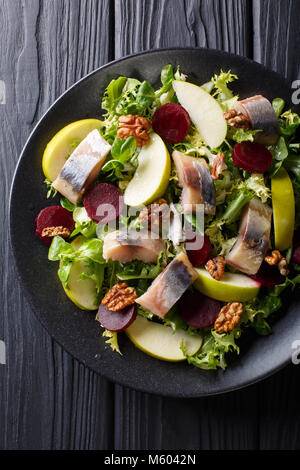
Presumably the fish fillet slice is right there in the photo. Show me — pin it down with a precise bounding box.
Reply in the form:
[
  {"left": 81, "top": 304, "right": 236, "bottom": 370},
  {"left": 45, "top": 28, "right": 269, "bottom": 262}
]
[
  {"left": 53, "top": 129, "right": 111, "bottom": 204},
  {"left": 225, "top": 197, "right": 272, "bottom": 275},
  {"left": 103, "top": 230, "right": 165, "bottom": 264},
  {"left": 136, "top": 252, "right": 198, "bottom": 318},
  {"left": 234, "top": 95, "right": 279, "bottom": 145},
  {"left": 172, "top": 150, "right": 215, "bottom": 214}
]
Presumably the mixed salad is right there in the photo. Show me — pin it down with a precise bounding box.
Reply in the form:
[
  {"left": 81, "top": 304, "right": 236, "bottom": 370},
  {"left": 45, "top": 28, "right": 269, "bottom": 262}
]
[{"left": 36, "top": 65, "right": 300, "bottom": 370}]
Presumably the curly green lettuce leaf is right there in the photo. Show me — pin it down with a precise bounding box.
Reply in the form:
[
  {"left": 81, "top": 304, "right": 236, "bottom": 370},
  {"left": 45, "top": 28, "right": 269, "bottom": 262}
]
[
  {"left": 238, "top": 174, "right": 271, "bottom": 203},
  {"left": 183, "top": 328, "right": 240, "bottom": 370},
  {"left": 279, "top": 109, "right": 300, "bottom": 138},
  {"left": 211, "top": 70, "right": 238, "bottom": 110},
  {"left": 44, "top": 178, "right": 58, "bottom": 199},
  {"left": 227, "top": 127, "right": 260, "bottom": 143},
  {"left": 115, "top": 252, "right": 165, "bottom": 281},
  {"left": 102, "top": 330, "right": 122, "bottom": 355},
  {"left": 242, "top": 296, "right": 282, "bottom": 335}
]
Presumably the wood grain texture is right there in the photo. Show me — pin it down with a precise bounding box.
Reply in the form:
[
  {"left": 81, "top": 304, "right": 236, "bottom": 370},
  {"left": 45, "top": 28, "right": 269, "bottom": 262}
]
[
  {"left": 2, "top": 0, "right": 300, "bottom": 451},
  {"left": 113, "top": 0, "right": 256, "bottom": 451},
  {"left": 114, "top": 0, "right": 251, "bottom": 58},
  {"left": 253, "top": 0, "right": 300, "bottom": 80},
  {"left": 0, "top": 0, "right": 114, "bottom": 450}
]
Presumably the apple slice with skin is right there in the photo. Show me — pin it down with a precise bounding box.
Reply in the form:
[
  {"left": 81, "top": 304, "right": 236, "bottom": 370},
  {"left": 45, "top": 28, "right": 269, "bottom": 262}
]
[
  {"left": 126, "top": 315, "right": 202, "bottom": 362},
  {"left": 271, "top": 167, "right": 295, "bottom": 250},
  {"left": 42, "top": 119, "right": 103, "bottom": 182},
  {"left": 124, "top": 132, "right": 171, "bottom": 206},
  {"left": 172, "top": 80, "right": 227, "bottom": 148},
  {"left": 194, "top": 268, "right": 260, "bottom": 302}
]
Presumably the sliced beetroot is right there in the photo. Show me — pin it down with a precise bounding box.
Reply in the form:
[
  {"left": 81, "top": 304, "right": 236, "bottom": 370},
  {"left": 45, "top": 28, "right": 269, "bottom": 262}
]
[
  {"left": 84, "top": 183, "right": 124, "bottom": 224},
  {"left": 232, "top": 142, "right": 273, "bottom": 174},
  {"left": 152, "top": 103, "right": 191, "bottom": 144},
  {"left": 292, "top": 245, "right": 300, "bottom": 264},
  {"left": 250, "top": 262, "right": 285, "bottom": 288},
  {"left": 185, "top": 230, "right": 211, "bottom": 266},
  {"left": 35, "top": 206, "right": 75, "bottom": 246},
  {"left": 180, "top": 290, "right": 220, "bottom": 328},
  {"left": 97, "top": 303, "right": 137, "bottom": 332}
]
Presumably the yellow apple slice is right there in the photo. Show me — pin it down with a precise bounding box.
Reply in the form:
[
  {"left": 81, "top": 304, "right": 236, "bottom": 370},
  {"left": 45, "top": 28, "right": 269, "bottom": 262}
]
[
  {"left": 194, "top": 268, "right": 260, "bottom": 302},
  {"left": 62, "top": 237, "right": 99, "bottom": 311},
  {"left": 126, "top": 315, "right": 202, "bottom": 362},
  {"left": 42, "top": 119, "right": 103, "bottom": 182},
  {"left": 172, "top": 80, "right": 227, "bottom": 148},
  {"left": 271, "top": 167, "right": 295, "bottom": 250},
  {"left": 124, "top": 132, "right": 171, "bottom": 206}
]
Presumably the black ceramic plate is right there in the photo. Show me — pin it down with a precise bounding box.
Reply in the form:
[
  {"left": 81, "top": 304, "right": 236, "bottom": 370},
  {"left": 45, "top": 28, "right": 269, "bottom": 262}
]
[{"left": 10, "top": 48, "right": 300, "bottom": 397}]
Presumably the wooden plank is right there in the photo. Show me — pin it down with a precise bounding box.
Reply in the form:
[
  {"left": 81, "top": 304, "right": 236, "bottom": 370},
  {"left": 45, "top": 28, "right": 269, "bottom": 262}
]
[
  {"left": 114, "top": 0, "right": 251, "bottom": 58},
  {"left": 253, "top": 0, "right": 300, "bottom": 80},
  {"left": 252, "top": 0, "right": 300, "bottom": 450},
  {"left": 113, "top": 0, "right": 257, "bottom": 451},
  {"left": 0, "top": 0, "right": 114, "bottom": 449}
]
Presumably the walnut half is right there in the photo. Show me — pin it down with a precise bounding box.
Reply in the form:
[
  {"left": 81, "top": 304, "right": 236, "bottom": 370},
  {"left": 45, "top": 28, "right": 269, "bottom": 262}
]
[
  {"left": 205, "top": 256, "right": 225, "bottom": 281},
  {"left": 214, "top": 302, "right": 243, "bottom": 333},
  {"left": 101, "top": 282, "right": 137, "bottom": 312},
  {"left": 139, "top": 198, "right": 169, "bottom": 231},
  {"left": 41, "top": 226, "right": 71, "bottom": 238},
  {"left": 223, "top": 109, "right": 251, "bottom": 130},
  {"left": 265, "top": 250, "right": 289, "bottom": 276},
  {"left": 117, "top": 114, "right": 151, "bottom": 147}
]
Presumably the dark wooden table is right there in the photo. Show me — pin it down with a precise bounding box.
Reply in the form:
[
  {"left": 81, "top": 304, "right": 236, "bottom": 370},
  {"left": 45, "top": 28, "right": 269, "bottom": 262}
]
[{"left": 1, "top": 0, "right": 300, "bottom": 450}]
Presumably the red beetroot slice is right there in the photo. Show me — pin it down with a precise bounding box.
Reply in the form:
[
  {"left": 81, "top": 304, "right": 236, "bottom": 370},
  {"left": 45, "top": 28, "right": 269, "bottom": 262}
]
[
  {"left": 250, "top": 262, "right": 284, "bottom": 288},
  {"left": 152, "top": 103, "right": 191, "bottom": 144},
  {"left": 185, "top": 231, "right": 211, "bottom": 266},
  {"left": 292, "top": 245, "right": 300, "bottom": 264},
  {"left": 232, "top": 142, "right": 273, "bottom": 174},
  {"left": 180, "top": 290, "right": 220, "bottom": 328},
  {"left": 97, "top": 303, "right": 137, "bottom": 332},
  {"left": 84, "top": 183, "right": 124, "bottom": 224},
  {"left": 35, "top": 206, "right": 75, "bottom": 246}
]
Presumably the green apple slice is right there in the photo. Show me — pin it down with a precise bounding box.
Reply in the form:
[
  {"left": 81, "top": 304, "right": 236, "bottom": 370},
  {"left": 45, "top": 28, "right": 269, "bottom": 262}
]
[
  {"left": 194, "top": 268, "right": 260, "bottom": 302},
  {"left": 271, "top": 167, "right": 295, "bottom": 250},
  {"left": 124, "top": 132, "right": 171, "bottom": 206},
  {"left": 62, "top": 237, "right": 99, "bottom": 311},
  {"left": 42, "top": 119, "right": 103, "bottom": 182},
  {"left": 172, "top": 80, "right": 227, "bottom": 148},
  {"left": 126, "top": 315, "right": 202, "bottom": 362}
]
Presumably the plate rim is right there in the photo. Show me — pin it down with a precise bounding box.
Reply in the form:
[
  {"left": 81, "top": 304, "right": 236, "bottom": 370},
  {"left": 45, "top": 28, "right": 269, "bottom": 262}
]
[{"left": 9, "top": 47, "right": 294, "bottom": 397}]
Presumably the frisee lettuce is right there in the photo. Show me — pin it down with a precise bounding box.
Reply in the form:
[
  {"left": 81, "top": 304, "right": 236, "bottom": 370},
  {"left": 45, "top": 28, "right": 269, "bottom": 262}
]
[{"left": 102, "top": 330, "right": 122, "bottom": 355}]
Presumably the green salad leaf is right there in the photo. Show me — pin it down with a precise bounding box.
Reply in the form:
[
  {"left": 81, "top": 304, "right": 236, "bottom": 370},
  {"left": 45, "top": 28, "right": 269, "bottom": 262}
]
[
  {"left": 184, "top": 328, "right": 240, "bottom": 370},
  {"left": 111, "top": 136, "right": 137, "bottom": 163},
  {"left": 102, "top": 330, "right": 122, "bottom": 355}
]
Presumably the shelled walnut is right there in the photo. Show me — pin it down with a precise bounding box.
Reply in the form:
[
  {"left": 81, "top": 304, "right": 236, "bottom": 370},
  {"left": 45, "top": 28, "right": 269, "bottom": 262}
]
[
  {"left": 117, "top": 114, "right": 151, "bottom": 147},
  {"left": 205, "top": 256, "right": 225, "bottom": 281},
  {"left": 101, "top": 282, "right": 137, "bottom": 312},
  {"left": 214, "top": 302, "right": 243, "bottom": 333},
  {"left": 223, "top": 109, "right": 251, "bottom": 129},
  {"left": 41, "top": 226, "right": 71, "bottom": 238}
]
